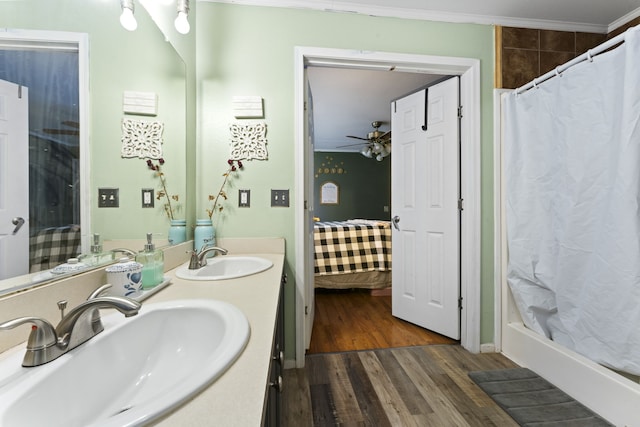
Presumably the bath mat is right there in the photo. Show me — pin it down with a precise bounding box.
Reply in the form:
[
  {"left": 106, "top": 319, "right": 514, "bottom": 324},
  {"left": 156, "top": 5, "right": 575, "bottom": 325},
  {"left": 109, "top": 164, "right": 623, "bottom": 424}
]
[{"left": 468, "top": 368, "right": 613, "bottom": 426}]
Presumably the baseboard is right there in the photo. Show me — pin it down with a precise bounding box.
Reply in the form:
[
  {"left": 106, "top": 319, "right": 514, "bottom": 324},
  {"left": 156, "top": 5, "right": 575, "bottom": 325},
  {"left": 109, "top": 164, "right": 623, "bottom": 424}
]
[{"left": 480, "top": 343, "right": 496, "bottom": 353}]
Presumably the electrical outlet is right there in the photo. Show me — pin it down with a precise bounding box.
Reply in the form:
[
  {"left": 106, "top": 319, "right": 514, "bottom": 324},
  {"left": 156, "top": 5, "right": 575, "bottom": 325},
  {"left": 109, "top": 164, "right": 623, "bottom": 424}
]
[
  {"left": 142, "top": 189, "right": 154, "bottom": 208},
  {"left": 98, "top": 188, "right": 119, "bottom": 208},
  {"left": 271, "top": 189, "right": 289, "bottom": 207},
  {"left": 239, "top": 189, "right": 250, "bottom": 207}
]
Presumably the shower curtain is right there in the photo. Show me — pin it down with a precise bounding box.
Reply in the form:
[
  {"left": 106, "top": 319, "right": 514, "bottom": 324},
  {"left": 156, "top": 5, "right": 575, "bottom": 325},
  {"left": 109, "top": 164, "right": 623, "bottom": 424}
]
[{"left": 504, "top": 26, "right": 640, "bottom": 375}]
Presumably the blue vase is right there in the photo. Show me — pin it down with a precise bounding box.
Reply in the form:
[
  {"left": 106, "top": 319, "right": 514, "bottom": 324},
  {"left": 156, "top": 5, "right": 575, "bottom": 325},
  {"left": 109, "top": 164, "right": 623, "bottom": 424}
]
[
  {"left": 168, "top": 219, "right": 187, "bottom": 245},
  {"left": 194, "top": 219, "right": 216, "bottom": 253}
]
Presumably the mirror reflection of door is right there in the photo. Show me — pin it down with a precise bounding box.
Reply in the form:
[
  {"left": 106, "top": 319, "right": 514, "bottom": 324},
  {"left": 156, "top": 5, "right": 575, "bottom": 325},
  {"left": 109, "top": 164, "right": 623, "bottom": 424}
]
[
  {"left": 0, "top": 40, "right": 81, "bottom": 273},
  {"left": 0, "top": 79, "right": 29, "bottom": 279}
]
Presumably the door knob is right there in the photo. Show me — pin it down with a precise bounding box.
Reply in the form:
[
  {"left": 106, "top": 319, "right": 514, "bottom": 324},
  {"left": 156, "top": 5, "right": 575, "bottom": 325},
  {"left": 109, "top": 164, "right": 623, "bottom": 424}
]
[
  {"left": 11, "top": 217, "right": 25, "bottom": 235},
  {"left": 392, "top": 215, "right": 400, "bottom": 231}
]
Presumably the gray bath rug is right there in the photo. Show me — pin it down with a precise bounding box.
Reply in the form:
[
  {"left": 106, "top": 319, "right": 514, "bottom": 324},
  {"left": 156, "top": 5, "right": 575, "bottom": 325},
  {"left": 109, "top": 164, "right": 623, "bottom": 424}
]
[{"left": 468, "top": 368, "right": 613, "bottom": 426}]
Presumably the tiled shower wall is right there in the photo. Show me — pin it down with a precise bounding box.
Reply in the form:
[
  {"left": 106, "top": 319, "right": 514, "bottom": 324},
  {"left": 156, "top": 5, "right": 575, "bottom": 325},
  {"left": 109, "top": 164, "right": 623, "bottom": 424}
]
[
  {"left": 496, "top": 27, "right": 605, "bottom": 89},
  {"left": 497, "top": 18, "right": 640, "bottom": 89}
]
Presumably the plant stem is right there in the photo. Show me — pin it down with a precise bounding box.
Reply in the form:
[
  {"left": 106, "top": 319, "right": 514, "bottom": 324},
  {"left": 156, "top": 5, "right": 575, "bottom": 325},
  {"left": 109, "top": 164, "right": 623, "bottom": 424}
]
[{"left": 159, "top": 172, "right": 174, "bottom": 220}]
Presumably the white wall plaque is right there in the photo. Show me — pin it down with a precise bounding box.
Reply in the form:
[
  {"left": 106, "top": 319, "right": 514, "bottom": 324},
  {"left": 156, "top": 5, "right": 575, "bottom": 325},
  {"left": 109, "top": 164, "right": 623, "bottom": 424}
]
[
  {"left": 121, "top": 118, "right": 164, "bottom": 159},
  {"left": 232, "top": 96, "right": 263, "bottom": 118},
  {"left": 123, "top": 91, "right": 158, "bottom": 116},
  {"left": 229, "top": 122, "right": 268, "bottom": 160}
]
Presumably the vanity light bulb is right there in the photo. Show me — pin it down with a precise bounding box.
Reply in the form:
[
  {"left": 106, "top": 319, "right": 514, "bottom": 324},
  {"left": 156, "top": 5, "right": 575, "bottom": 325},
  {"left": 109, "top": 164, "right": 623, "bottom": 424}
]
[
  {"left": 120, "top": 8, "right": 138, "bottom": 31},
  {"left": 175, "top": 11, "right": 190, "bottom": 34}
]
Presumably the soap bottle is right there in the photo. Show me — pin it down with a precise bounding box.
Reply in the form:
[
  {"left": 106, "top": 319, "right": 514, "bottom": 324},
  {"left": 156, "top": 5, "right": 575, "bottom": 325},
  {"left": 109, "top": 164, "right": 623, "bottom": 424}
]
[
  {"left": 79, "top": 233, "right": 114, "bottom": 266},
  {"left": 135, "top": 233, "right": 164, "bottom": 289}
]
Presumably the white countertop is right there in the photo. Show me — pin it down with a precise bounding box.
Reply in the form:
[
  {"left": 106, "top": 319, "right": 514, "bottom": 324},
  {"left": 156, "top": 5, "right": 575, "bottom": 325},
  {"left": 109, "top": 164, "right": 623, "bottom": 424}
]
[
  {"left": 148, "top": 249, "right": 285, "bottom": 426},
  {"left": 0, "top": 238, "right": 285, "bottom": 426}
]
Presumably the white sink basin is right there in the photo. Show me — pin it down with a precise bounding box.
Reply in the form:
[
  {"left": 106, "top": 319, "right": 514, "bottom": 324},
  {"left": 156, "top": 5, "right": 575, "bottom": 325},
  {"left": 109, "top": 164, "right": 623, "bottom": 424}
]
[
  {"left": 175, "top": 256, "right": 273, "bottom": 281},
  {"left": 0, "top": 299, "right": 250, "bottom": 427}
]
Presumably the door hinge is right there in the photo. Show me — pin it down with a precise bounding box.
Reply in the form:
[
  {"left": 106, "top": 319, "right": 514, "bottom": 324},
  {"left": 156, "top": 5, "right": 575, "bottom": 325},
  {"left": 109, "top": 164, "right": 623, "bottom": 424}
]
[
  {"left": 458, "top": 297, "right": 463, "bottom": 310},
  {"left": 304, "top": 200, "right": 308, "bottom": 209},
  {"left": 458, "top": 105, "right": 463, "bottom": 119},
  {"left": 304, "top": 101, "right": 307, "bottom": 111},
  {"left": 457, "top": 198, "right": 464, "bottom": 211},
  {"left": 305, "top": 305, "right": 309, "bottom": 315},
  {"left": 18, "top": 85, "right": 23, "bottom": 99}
]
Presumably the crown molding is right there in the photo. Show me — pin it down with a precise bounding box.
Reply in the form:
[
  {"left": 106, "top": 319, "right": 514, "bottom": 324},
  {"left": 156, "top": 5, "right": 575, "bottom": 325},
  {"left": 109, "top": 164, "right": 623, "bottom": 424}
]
[
  {"left": 198, "top": 0, "right": 634, "bottom": 33},
  {"left": 608, "top": 7, "right": 640, "bottom": 33}
]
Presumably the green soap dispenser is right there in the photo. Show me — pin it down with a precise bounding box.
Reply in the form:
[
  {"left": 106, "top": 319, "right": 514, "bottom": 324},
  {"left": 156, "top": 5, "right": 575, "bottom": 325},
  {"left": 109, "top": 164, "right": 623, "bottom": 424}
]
[
  {"left": 78, "top": 233, "right": 114, "bottom": 266},
  {"left": 136, "top": 233, "right": 164, "bottom": 289}
]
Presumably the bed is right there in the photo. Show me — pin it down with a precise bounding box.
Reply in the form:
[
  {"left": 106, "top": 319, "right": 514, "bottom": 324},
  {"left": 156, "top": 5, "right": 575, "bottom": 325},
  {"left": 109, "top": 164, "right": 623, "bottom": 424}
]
[{"left": 314, "top": 220, "right": 392, "bottom": 289}]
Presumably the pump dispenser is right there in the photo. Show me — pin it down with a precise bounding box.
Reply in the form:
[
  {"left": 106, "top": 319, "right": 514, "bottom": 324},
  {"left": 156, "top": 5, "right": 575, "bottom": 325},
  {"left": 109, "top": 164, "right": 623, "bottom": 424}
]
[
  {"left": 78, "top": 233, "right": 114, "bottom": 266},
  {"left": 135, "top": 233, "right": 164, "bottom": 289}
]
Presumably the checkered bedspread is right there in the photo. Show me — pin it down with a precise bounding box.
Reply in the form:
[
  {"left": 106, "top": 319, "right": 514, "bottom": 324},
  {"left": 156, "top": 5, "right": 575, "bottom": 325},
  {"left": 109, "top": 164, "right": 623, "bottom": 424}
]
[
  {"left": 314, "top": 221, "right": 392, "bottom": 275},
  {"left": 29, "top": 225, "right": 82, "bottom": 272}
]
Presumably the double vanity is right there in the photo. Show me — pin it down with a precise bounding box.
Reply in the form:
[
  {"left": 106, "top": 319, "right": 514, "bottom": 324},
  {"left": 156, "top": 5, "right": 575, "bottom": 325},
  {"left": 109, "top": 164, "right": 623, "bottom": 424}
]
[{"left": 0, "top": 237, "right": 286, "bottom": 426}]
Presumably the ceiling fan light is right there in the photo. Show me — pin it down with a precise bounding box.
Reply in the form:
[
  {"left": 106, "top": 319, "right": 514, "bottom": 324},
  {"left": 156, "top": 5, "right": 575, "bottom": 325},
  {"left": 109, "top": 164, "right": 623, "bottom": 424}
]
[
  {"left": 360, "top": 146, "right": 373, "bottom": 158},
  {"left": 376, "top": 154, "right": 384, "bottom": 161}
]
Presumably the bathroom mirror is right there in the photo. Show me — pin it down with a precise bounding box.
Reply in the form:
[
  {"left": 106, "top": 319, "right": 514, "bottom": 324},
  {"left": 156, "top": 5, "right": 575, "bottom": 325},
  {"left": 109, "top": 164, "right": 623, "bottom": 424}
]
[{"left": 0, "top": 0, "right": 188, "bottom": 296}]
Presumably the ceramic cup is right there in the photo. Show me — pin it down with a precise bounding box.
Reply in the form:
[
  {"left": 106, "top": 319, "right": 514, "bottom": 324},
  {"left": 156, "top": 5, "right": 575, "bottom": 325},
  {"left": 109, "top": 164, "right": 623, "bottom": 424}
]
[{"left": 105, "top": 257, "right": 143, "bottom": 298}]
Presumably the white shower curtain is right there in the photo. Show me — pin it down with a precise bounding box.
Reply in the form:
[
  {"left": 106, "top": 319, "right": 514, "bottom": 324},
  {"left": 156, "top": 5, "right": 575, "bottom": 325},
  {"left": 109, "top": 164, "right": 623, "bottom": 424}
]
[{"left": 504, "top": 26, "right": 640, "bottom": 375}]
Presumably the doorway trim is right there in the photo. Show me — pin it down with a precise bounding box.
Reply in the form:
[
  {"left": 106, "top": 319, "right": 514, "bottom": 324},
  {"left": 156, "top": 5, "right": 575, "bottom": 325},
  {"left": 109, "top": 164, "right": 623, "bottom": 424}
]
[{"left": 294, "top": 46, "right": 481, "bottom": 367}]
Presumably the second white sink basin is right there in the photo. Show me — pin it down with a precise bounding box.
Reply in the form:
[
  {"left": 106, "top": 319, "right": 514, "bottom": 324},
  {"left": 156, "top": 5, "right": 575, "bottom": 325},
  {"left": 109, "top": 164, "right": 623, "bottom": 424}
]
[
  {"left": 0, "top": 299, "right": 250, "bottom": 427},
  {"left": 175, "top": 256, "right": 273, "bottom": 281}
]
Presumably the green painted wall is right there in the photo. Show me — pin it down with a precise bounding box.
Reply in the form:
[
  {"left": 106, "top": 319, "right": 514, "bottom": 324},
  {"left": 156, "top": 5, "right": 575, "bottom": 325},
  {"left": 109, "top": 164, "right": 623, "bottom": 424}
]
[
  {"left": 195, "top": 4, "right": 496, "bottom": 358},
  {"left": 3, "top": 0, "right": 498, "bottom": 361},
  {"left": 314, "top": 152, "right": 391, "bottom": 221}
]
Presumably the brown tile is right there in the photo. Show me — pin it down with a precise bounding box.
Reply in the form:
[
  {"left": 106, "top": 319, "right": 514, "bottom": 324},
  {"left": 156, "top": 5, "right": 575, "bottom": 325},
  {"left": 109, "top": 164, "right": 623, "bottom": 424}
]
[
  {"left": 502, "top": 27, "right": 538, "bottom": 49},
  {"left": 502, "top": 48, "right": 539, "bottom": 89},
  {"left": 540, "top": 30, "right": 575, "bottom": 52},
  {"left": 540, "top": 51, "right": 575, "bottom": 75},
  {"left": 576, "top": 32, "right": 606, "bottom": 55}
]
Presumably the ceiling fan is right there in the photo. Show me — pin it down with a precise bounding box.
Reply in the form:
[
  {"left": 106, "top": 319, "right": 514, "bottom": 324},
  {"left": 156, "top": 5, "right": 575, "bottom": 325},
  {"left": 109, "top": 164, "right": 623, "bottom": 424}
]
[{"left": 339, "top": 121, "right": 391, "bottom": 161}]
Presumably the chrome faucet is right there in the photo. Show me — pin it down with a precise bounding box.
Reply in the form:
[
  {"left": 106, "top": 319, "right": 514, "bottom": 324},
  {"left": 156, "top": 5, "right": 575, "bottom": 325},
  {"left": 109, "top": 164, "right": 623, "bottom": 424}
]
[
  {"left": 188, "top": 244, "right": 228, "bottom": 270},
  {"left": 0, "top": 285, "right": 140, "bottom": 367},
  {"left": 110, "top": 248, "right": 137, "bottom": 258}
]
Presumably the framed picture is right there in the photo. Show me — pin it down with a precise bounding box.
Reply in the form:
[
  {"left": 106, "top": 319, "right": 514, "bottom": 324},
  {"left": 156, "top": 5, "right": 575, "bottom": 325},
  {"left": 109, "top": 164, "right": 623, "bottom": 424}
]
[{"left": 320, "top": 181, "right": 339, "bottom": 205}]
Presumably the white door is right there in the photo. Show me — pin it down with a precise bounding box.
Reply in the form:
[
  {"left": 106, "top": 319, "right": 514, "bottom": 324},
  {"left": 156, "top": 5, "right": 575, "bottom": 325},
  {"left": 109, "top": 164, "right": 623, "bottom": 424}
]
[
  {"left": 303, "top": 78, "right": 316, "bottom": 350},
  {"left": 0, "top": 79, "right": 29, "bottom": 279},
  {"left": 391, "top": 77, "right": 460, "bottom": 339}
]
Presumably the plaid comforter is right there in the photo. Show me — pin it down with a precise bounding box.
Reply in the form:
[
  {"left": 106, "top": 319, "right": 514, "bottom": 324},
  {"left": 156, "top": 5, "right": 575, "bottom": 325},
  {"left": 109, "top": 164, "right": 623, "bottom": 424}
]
[{"left": 314, "top": 221, "right": 392, "bottom": 275}]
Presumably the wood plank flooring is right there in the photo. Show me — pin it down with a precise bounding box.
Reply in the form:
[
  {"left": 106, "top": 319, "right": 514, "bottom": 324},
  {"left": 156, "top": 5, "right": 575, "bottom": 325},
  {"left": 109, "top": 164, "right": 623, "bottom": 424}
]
[
  {"left": 309, "top": 289, "right": 457, "bottom": 354},
  {"left": 284, "top": 289, "right": 520, "bottom": 426},
  {"left": 283, "top": 345, "right": 520, "bottom": 426}
]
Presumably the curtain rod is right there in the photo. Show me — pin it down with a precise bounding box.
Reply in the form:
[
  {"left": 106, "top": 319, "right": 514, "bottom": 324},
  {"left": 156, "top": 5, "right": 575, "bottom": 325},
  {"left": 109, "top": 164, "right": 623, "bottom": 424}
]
[{"left": 514, "top": 27, "right": 634, "bottom": 95}]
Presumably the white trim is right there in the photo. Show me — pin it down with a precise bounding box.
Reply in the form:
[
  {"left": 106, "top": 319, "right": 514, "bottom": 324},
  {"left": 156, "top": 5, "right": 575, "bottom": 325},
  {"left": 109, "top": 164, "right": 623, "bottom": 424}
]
[
  {"left": 294, "top": 46, "right": 482, "bottom": 367},
  {"left": 199, "top": 0, "right": 637, "bottom": 34},
  {"left": 0, "top": 29, "right": 91, "bottom": 253},
  {"left": 609, "top": 8, "right": 640, "bottom": 33},
  {"left": 492, "top": 88, "right": 511, "bottom": 353}
]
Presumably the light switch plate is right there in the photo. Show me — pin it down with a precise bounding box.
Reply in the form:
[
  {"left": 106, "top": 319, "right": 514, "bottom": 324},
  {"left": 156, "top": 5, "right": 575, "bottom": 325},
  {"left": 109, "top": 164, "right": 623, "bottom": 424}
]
[
  {"left": 271, "top": 189, "right": 289, "bottom": 207},
  {"left": 98, "top": 188, "right": 119, "bottom": 208}
]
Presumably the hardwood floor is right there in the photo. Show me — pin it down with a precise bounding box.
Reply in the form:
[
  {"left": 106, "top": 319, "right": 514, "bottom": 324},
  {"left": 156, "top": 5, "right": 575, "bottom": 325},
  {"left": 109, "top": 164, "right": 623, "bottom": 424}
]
[
  {"left": 308, "top": 289, "right": 457, "bottom": 354},
  {"left": 284, "top": 289, "right": 519, "bottom": 425},
  {"left": 283, "top": 345, "right": 520, "bottom": 426}
]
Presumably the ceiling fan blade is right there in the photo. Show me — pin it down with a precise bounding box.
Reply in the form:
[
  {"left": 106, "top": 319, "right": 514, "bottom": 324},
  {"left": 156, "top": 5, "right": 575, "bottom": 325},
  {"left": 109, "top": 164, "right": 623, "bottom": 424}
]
[
  {"left": 346, "top": 135, "right": 370, "bottom": 141},
  {"left": 379, "top": 130, "right": 391, "bottom": 139},
  {"left": 42, "top": 128, "right": 80, "bottom": 136},
  {"left": 337, "top": 142, "right": 371, "bottom": 148},
  {"left": 61, "top": 120, "right": 80, "bottom": 128}
]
